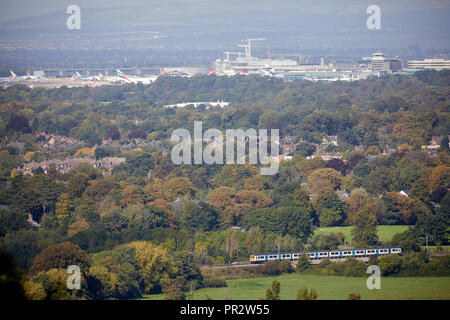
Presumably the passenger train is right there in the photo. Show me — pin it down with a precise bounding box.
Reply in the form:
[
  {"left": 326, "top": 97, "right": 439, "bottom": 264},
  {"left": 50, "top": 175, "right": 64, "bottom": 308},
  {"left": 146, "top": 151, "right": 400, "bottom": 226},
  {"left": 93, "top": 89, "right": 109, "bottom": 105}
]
[{"left": 250, "top": 247, "right": 401, "bottom": 263}]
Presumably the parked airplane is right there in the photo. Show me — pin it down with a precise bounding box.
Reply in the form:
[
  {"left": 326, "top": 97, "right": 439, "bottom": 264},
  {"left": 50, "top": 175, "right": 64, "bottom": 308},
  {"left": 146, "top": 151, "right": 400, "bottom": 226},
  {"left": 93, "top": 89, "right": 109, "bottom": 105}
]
[
  {"left": 10, "top": 71, "right": 45, "bottom": 80},
  {"left": 159, "top": 68, "right": 191, "bottom": 77},
  {"left": 88, "top": 78, "right": 98, "bottom": 87},
  {"left": 72, "top": 71, "right": 101, "bottom": 81},
  {"left": 114, "top": 69, "right": 157, "bottom": 84},
  {"left": 0, "top": 74, "right": 14, "bottom": 81},
  {"left": 219, "top": 69, "right": 238, "bottom": 76},
  {"left": 208, "top": 68, "right": 217, "bottom": 76}
]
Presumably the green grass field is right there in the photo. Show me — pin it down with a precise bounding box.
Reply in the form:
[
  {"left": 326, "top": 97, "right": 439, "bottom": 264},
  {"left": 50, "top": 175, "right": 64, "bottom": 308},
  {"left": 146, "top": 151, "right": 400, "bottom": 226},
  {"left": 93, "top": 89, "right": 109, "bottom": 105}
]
[
  {"left": 142, "top": 274, "right": 450, "bottom": 300},
  {"left": 314, "top": 225, "right": 409, "bottom": 243}
]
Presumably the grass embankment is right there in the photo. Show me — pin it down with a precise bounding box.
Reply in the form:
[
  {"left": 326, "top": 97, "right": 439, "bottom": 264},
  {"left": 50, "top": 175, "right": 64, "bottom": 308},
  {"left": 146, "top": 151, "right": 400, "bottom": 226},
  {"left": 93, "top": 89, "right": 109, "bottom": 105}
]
[
  {"left": 141, "top": 274, "right": 450, "bottom": 300},
  {"left": 314, "top": 225, "right": 409, "bottom": 243}
]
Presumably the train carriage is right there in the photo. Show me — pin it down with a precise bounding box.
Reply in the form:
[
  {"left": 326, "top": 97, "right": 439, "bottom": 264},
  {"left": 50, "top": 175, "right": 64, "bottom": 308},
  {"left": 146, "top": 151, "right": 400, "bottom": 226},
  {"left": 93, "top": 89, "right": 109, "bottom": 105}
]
[
  {"left": 250, "top": 247, "right": 401, "bottom": 264},
  {"left": 341, "top": 250, "right": 353, "bottom": 257},
  {"left": 329, "top": 251, "right": 341, "bottom": 259}
]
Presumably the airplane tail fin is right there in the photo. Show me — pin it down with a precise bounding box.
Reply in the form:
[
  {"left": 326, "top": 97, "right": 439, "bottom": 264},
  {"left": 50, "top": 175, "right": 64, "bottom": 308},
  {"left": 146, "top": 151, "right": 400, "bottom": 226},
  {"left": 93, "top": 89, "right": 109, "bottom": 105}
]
[
  {"left": 160, "top": 68, "right": 168, "bottom": 75},
  {"left": 116, "top": 69, "right": 131, "bottom": 82},
  {"left": 208, "top": 68, "right": 216, "bottom": 75},
  {"left": 10, "top": 71, "right": 16, "bottom": 79},
  {"left": 116, "top": 69, "right": 125, "bottom": 78},
  {"left": 76, "top": 71, "right": 82, "bottom": 77}
]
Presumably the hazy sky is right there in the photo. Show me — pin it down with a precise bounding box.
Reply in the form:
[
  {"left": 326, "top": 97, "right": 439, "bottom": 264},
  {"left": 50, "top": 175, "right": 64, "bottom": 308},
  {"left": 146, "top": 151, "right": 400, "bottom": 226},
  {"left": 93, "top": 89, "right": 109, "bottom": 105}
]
[{"left": 1, "top": 0, "right": 449, "bottom": 22}]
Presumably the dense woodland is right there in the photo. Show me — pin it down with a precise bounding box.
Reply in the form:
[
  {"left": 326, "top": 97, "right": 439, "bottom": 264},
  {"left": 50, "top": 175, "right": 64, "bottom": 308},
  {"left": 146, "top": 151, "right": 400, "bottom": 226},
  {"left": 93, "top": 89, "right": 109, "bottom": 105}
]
[{"left": 0, "top": 70, "right": 449, "bottom": 299}]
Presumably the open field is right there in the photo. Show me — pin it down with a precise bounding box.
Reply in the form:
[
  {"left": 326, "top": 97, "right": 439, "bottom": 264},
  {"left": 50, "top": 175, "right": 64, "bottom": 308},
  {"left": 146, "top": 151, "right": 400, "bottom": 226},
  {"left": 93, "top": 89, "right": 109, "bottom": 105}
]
[
  {"left": 314, "top": 225, "right": 409, "bottom": 243},
  {"left": 142, "top": 274, "right": 450, "bottom": 300}
]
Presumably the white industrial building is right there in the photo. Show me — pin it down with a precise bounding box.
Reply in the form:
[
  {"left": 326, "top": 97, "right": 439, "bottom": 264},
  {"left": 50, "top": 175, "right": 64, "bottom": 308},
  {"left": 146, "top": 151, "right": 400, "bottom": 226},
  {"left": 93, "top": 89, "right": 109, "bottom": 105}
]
[{"left": 407, "top": 58, "right": 450, "bottom": 70}]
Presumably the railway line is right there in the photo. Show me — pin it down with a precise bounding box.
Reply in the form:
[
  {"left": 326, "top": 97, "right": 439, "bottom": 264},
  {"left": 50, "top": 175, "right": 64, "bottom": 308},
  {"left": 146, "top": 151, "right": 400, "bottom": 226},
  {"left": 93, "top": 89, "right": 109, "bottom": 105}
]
[
  {"left": 201, "top": 248, "right": 449, "bottom": 270},
  {"left": 201, "top": 262, "right": 257, "bottom": 269}
]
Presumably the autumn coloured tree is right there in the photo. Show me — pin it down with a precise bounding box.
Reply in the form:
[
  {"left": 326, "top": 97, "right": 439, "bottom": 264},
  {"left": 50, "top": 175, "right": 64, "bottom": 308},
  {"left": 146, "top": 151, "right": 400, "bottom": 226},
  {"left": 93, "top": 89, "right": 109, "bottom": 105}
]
[
  {"left": 30, "top": 242, "right": 90, "bottom": 276},
  {"left": 307, "top": 168, "right": 343, "bottom": 191},
  {"left": 344, "top": 189, "right": 377, "bottom": 225},
  {"left": 385, "top": 192, "right": 431, "bottom": 225},
  {"left": 126, "top": 241, "right": 174, "bottom": 294},
  {"left": 26, "top": 268, "right": 81, "bottom": 300},
  {"left": 163, "top": 177, "right": 196, "bottom": 201},
  {"left": 429, "top": 165, "right": 450, "bottom": 191},
  {"left": 67, "top": 220, "right": 90, "bottom": 236},
  {"left": 55, "top": 193, "right": 73, "bottom": 220},
  {"left": 208, "top": 186, "right": 272, "bottom": 225}
]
